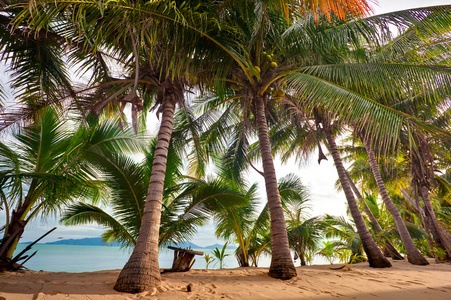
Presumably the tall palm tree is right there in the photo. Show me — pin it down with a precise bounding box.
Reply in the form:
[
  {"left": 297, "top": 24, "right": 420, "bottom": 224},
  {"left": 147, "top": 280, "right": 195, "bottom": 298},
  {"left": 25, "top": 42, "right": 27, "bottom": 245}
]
[
  {"left": 360, "top": 135, "right": 429, "bottom": 265},
  {"left": 203, "top": 0, "right": 386, "bottom": 279},
  {"left": 318, "top": 114, "right": 392, "bottom": 267}
]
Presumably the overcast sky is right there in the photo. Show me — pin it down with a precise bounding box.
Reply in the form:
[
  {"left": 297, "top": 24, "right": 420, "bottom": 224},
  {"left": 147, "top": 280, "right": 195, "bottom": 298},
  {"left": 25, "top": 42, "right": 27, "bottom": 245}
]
[{"left": 4, "top": 0, "right": 451, "bottom": 245}]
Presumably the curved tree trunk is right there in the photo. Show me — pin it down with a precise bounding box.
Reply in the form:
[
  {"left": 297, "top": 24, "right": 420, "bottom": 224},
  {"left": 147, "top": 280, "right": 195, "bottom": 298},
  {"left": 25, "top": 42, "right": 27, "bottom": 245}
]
[
  {"left": 410, "top": 131, "right": 451, "bottom": 261},
  {"left": 323, "top": 127, "right": 391, "bottom": 268},
  {"left": 346, "top": 172, "right": 404, "bottom": 260},
  {"left": 364, "top": 143, "right": 428, "bottom": 265},
  {"left": 114, "top": 99, "right": 176, "bottom": 293},
  {"left": 1, "top": 180, "right": 38, "bottom": 261},
  {"left": 236, "top": 247, "right": 249, "bottom": 267},
  {"left": 299, "top": 249, "right": 306, "bottom": 266},
  {"left": 419, "top": 185, "right": 451, "bottom": 261},
  {"left": 401, "top": 188, "right": 436, "bottom": 257},
  {"left": 254, "top": 96, "right": 297, "bottom": 279}
]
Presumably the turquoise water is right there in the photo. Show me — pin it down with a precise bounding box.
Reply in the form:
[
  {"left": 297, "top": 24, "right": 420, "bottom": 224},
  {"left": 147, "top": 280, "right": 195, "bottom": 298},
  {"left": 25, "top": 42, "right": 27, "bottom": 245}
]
[{"left": 14, "top": 244, "right": 270, "bottom": 272}]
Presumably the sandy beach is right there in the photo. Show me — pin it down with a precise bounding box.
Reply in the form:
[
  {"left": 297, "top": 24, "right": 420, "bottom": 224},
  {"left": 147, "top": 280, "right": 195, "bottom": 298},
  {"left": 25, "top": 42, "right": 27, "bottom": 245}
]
[{"left": 1, "top": 258, "right": 450, "bottom": 299}]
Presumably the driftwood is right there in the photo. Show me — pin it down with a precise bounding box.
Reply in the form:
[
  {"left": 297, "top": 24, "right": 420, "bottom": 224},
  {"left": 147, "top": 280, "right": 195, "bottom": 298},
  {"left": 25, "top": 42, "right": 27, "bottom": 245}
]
[{"left": 167, "top": 246, "right": 204, "bottom": 272}]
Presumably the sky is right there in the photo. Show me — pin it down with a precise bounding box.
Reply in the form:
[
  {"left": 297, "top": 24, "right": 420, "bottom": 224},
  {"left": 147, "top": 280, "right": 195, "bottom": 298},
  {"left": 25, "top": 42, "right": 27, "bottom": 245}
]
[{"left": 2, "top": 0, "right": 451, "bottom": 246}]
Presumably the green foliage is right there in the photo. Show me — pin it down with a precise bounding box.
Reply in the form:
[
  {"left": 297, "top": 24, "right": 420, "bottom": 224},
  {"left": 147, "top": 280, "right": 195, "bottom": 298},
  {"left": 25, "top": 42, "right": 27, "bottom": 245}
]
[
  {"left": 318, "top": 241, "right": 337, "bottom": 265},
  {"left": 0, "top": 107, "right": 142, "bottom": 258},
  {"left": 212, "top": 242, "right": 230, "bottom": 269},
  {"left": 62, "top": 138, "right": 250, "bottom": 248},
  {"left": 204, "top": 254, "right": 215, "bottom": 270}
]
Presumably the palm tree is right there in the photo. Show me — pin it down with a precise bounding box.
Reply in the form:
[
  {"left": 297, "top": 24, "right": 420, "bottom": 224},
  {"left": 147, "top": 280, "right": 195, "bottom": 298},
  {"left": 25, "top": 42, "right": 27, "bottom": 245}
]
[
  {"left": 199, "top": 0, "right": 384, "bottom": 279},
  {"left": 318, "top": 241, "right": 337, "bottom": 264},
  {"left": 318, "top": 114, "right": 392, "bottom": 267},
  {"left": 288, "top": 217, "right": 324, "bottom": 266},
  {"left": 212, "top": 242, "right": 230, "bottom": 269},
  {"left": 230, "top": 5, "right": 451, "bottom": 268},
  {"left": 8, "top": 0, "right": 451, "bottom": 289},
  {"left": 11, "top": 1, "right": 243, "bottom": 292},
  {"left": 0, "top": 108, "right": 140, "bottom": 267},
  {"left": 360, "top": 135, "right": 429, "bottom": 265},
  {"left": 61, "top": 139, "right": 250, "bottom": 248},
  {"left": 323, "top": 215, "right": 366, "bottom": 264}
]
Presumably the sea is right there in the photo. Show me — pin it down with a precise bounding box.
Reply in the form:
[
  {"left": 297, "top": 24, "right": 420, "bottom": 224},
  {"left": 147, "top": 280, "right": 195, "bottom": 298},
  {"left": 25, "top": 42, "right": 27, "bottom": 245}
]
[{"left": 13, "top": 244, "right": 272, "bottom": 272}]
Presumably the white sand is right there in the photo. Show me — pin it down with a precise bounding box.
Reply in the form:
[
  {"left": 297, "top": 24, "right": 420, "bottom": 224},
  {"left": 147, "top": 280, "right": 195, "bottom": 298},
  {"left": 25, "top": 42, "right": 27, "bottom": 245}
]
[{"left": 1, "top": 258, "right": 450, "bottom": 299}]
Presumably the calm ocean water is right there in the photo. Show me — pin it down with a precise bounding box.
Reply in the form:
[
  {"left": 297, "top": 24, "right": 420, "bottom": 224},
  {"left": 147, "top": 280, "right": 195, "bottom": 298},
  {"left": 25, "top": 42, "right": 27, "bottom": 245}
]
[{"left": 14, "top": 244, "right": 273, "bottom": 272}]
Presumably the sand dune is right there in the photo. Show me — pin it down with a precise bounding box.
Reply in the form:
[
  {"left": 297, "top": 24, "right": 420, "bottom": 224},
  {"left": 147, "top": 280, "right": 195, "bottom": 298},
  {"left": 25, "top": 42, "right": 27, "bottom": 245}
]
[{"left": 1, "top": 258, "right": 450, "bottom": 299}]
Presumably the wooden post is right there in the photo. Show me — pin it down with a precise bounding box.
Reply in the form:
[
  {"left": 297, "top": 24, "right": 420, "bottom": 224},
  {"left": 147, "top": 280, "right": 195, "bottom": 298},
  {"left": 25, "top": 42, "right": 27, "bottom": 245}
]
[{"left": 168, "top": 246, "right": 204, "bottom": 272}]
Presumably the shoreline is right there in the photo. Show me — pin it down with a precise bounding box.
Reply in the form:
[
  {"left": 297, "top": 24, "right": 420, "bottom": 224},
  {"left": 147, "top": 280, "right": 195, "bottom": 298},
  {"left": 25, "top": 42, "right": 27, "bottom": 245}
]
[{"left": 1, "top": 258, "right": 451, "bottom": 299}]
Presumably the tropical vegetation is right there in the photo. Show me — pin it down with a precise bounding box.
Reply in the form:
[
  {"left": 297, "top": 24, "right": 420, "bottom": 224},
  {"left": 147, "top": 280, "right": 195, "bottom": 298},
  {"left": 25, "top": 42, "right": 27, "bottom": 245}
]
[{"left": 0, "top": 0, "right": 451, "bottom": 295}]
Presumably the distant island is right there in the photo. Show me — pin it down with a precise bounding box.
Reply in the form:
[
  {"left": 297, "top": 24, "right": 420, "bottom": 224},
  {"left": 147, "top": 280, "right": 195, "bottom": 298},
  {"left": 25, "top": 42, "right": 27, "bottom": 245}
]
[{"left": 20, "top": 238, "right": 235, "bottom": 250}]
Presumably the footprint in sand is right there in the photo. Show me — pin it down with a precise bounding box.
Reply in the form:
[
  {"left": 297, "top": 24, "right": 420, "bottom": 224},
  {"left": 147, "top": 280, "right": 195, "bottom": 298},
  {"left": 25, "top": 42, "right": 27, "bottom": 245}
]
[
  {"left": 388, "top": 284, "right": 404, "bottom": 289},
  {"left": 427, "top": 287, "right": 449, "bottom": 293},
  {"left": 322, "top": 290, "right": 340, "bottom": 297},
  {"left": 405, "top": 280, "right": 424, "bottom": 285}
]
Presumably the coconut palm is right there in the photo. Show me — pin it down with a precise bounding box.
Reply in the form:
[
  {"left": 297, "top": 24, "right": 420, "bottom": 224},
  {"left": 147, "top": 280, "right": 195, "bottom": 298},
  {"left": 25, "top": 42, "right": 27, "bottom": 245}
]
[
  {"left": 8, "top": 0, "right": 451, "bottom": 288},
  {"left": 0, "top": 108, "right": 141, "bottom": 268},
  {"left": 61, "top": 139, "right": 250, "bottom": 248},
  {"left": 358, "top": 135, "right": 429, "bottom": 265},
  {"left": 288, "top": 217, "right": 324, "bottom": 266},
  {"left": 223, "top": 4, "right": 451, "bottom": 269},
  {"left": 10, "top": 1, "right": 244, "bottom": 292}
]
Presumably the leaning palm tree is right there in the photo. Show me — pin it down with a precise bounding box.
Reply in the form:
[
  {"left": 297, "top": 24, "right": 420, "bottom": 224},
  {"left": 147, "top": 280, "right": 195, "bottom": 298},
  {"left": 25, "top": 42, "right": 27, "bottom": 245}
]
[{"left": 359, "top": 133, "right": 429, "bottom": 265}]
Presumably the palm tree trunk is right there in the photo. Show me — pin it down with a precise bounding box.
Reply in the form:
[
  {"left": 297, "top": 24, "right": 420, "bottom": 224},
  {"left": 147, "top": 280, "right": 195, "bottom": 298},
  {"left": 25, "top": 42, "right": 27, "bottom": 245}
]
[
  {"left": 346, "top": 172, "right": 404, "bottom": 260},
  {"left": 401, "top": 188, "right": 435, "bottom": 253},
  {"left": 254, "top": 96, "right": 296, "bottom": 279},
  {"left": 418, "top": 184, "right": 451, "bottom": 261},
  {"left": 299, "top": 249, "right": 306, "bottom": 266},
  {"left": 364, "top": 143, "right": 428, "bottom": 265},
  {"left": 114, "top": 99, "right": 176, "bottom": 293},
  {"left": 323, "top": 127, "right": 391, "bottom": 268},
  {"left": 410, "top": 131, "right": 451, "bottom": 260}
]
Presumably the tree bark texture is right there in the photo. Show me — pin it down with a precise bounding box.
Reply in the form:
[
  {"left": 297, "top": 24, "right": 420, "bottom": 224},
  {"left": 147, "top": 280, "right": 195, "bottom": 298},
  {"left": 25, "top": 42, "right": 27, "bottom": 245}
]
[
  {"left": 419, "top": 185, "right": 451, "bottom": 261},
  {"left": 114, "top": 100, "right": 176, "bottom": 293},
  {"left": 364, "top": 143, "right": 428, "bottom": 265},
  {"left": 254, "top": 96, "right": 297, "bottom": 279},
  {"left": 324, "top": 128, "right": 391, "bottom": 268},
  {"left": 346, "top": 172, "right": 404, "bottom": 260},
  {"left": 411, "top": 132, "right": 451, "bottom": 260}
]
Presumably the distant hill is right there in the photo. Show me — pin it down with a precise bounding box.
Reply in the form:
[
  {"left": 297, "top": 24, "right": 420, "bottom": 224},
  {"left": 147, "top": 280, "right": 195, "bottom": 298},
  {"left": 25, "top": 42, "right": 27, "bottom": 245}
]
[
  {"left": 21, "top": 237, "right": 120, "bottom": 247},
  {"left": 47, "top": 237, "right": 120, "bottom": 246},
  {"left": 168, "top": 241, "right": 201, "bottom": 249},
  {"left": 21, "top": 237, "right": 236, "bottom": 249},
  {"left": 203, "top": 243, "right": 233, "bottom": 249}
]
